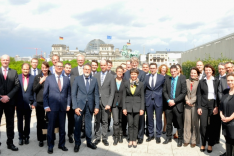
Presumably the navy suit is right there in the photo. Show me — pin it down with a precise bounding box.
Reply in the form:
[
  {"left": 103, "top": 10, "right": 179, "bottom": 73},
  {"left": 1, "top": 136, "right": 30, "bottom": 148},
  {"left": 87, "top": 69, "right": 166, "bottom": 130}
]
[
  {"left": 16, "top": 74, "right": 36, "bottom": 139},
  {"left": 145, "top": 74, "right": 165, "bottom": 137},
  {"left": 43, "top": 74, "right": 71, "bottom": 148},
  {"left": 72, "top": 75, "right": 99, "bottom": 145}
]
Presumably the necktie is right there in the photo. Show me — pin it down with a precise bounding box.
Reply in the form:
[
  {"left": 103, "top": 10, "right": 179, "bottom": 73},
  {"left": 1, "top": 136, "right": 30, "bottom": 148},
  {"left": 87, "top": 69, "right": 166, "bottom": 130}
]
[
  {"left": 58, "top": 76, "right": 61, "bottom": 91},
  {"left": 3, "top": 69, "right": 7, "bottom": 80},
  {"left": 86, "top": 77, "right": 90, "bottom": 93},
  {"left": 24, "top": 76, "right": 28, "bottom": 91},
  {"left": 33, "top": 69, "right": 36, "bottom": 76},
  {"left": 170, "top": 78, "right": 175, "bottom": 99},
  {"left": 101, "top": 73, "right": 104, "bottom": 86},
  {"left": 151, "top": 75, "right": 154, "bottom": 88}
]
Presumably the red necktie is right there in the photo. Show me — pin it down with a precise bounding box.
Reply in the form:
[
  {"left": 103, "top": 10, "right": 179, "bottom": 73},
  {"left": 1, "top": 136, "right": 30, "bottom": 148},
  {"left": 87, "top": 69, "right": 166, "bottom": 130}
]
[
  {"left": 4, "top": 69, "right": 7, "bottom": 80},
  {"left": 58, "top": 76, "right": 61, "bottom": 91}
]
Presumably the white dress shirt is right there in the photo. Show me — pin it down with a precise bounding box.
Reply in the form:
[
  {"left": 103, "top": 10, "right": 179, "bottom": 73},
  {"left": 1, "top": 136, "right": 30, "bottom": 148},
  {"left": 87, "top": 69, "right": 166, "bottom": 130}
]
[
  {"left": 78, "top": 66, "right": 84, "bottom": 75},
  {"left": 205, "top": 76, "right": 216, "bottom": 100},
  {"left": 219, "top": 73, "right": 226, "bottom": 80},
  {"left": 31, "top": 68, "right": 38, "bottom": 75},
  {"left": 55, "top": 73, "right": 63, "bottom": 89},
  {"left": 52, "top": 66, "right": 55, "bottom": 74},
  {"left": 1, "top": 66, "right": 9, "bottom": 75},
  {"left": 149, "top": 74, "right": 157, "bottom": 87}
]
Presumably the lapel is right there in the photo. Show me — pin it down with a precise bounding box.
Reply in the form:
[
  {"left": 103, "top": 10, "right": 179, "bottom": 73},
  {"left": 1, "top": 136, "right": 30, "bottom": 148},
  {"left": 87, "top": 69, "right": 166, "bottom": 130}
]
[
  {"left": 187, "top": 79, "right": 191, "bottom": 93},
  {"left": 88, "top": 76, "right": 95, "bottom": 93},
  {"left": 146, "top": 74, "right": 151, "bottom": 89},
  {"left": 102, "top": 72, "right": 109, "bottom": 87},
  {"left": 52, "top": 75, "right": 60, "bottom": 92},
  {"left": 153, "top": 74, "right": 160, "bottom": 90},
  {"left": 0, "top": 68, "right": 3, "bottom": 81},
  {"left": 19, "top": 74, "right": 24, "bottom": 92},
  {"left": 128, "top": 81, "right": 140, "bottom": 96},
  {"left": 191, "top": 80, "right": 198, "bottom": 94},
  {"left": 96, "top": 72, "right": 101, "bottom": 88}
]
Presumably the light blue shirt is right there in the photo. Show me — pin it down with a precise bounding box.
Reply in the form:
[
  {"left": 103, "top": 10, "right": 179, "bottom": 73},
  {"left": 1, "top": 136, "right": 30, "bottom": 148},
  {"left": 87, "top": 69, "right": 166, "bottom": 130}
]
[{"left": 167, "top": 76, "right": 178, "bottom": 102}]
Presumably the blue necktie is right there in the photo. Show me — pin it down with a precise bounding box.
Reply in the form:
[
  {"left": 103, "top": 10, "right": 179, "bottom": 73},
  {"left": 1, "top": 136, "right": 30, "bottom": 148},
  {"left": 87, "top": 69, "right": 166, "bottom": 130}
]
[
  {"left": 33, "top": 69, "right": 36, "bottom": 76},
  {"left": 86, "top": 77, "right": 90, "bottom": 93},
  {"left": 151, "top": 75, "right": 154, "bottom": 88},
  {"left": 101, "top": 73, "right": 105, "bottom": 86},
  {"left": 170, "top": 78, "right": 175, "bottom": 99}
]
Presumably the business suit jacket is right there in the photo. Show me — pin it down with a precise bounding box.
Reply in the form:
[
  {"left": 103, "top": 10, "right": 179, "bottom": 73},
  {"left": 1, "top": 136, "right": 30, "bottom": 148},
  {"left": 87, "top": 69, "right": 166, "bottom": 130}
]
[
  {"left": 218, "top": 75, "right": 228, "bottom": 100},
  {"left": 29, "top": 68, "right": 42, "bottom": 75},
  {"left": 123, "top": 69, "right": 145, "bottom": 82},
  {"left": 163, "top": 76, "right": 187, "bottom": 113},
  {"left": 200, "top": 71, "right": 206, "bottom": 80},
  {"left": 197, "top": 77, "right": 219, "bottom": 108},
  {"left": 70, "top": 66, "right": 81, "bottom": 76},
  {"left": 17, "top": 74, "right": 36, "bottom": 109},
  {"left": 72, "top": 75, "right": 99, "bottom": 112},
  {"left": 109, "top": 70, "right": 116, "bottom": 75},
  {"left": 94, "top": 72, "right": 115, "bottom": 107},
  {"left": 122, "top": 80, "right": 145, "bottom": 112},
  {"left": 112, "top": 79, "right": 126, "bottom": 107},
  {"left": 43, "top": 74, "right": 71, "bottom": 111},
  {"left": 185, "top": 79, "right": 199, "bottom": 106},
  {"left": 0, "top": 68, "right": 20, "bottom": 105},
  {"left": 144, "top": 74, "right": 165, "bottom": 107}
]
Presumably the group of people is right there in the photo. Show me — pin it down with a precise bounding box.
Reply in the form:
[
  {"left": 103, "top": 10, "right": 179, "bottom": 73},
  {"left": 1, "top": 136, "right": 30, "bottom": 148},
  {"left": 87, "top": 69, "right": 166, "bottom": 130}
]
[{"left": 0, "top": 54, "right": 234, "bottom": 156}]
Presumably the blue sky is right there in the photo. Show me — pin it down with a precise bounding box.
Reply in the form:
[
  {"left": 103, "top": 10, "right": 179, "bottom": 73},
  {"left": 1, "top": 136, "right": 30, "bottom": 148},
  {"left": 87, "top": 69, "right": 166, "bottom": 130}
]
[{"left": 0, "top": 0, "right": 234, "bottom": 57}]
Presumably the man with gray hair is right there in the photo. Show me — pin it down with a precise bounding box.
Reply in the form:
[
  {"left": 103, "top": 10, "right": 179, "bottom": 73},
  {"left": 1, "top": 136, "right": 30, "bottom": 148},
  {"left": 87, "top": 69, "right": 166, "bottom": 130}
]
[
  {"left": 71, "top": 54, "right": 85, "bottom": 76},
  {"left": 142, "top": 62, "right": 150, "bottom": 75},
  {"left": 93, "top": 60, "right": 115, "bottom": 146},
  {"left": 0, "top": 54, "right": 20, "bottom": 151}
]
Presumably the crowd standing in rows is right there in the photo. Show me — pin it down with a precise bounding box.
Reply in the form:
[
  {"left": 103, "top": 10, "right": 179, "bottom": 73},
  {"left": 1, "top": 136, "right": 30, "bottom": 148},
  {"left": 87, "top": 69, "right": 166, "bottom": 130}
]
[{"left": 0, "top": 54, "right": 234, "bottom": 156}]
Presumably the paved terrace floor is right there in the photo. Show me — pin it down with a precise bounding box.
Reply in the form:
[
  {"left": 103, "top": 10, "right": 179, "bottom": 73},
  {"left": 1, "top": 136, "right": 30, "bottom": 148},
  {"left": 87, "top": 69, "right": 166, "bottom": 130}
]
[{"left": 0, "top": 110, "right": 226, "bottom": 156}]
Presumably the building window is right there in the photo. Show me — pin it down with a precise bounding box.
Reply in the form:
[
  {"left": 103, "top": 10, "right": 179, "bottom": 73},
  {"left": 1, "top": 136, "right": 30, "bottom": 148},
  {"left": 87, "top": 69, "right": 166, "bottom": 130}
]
[
  {"left": 169, "top": 63, "right": 172, "bottom": 66},
  {"left": 150, "top": 59, "right": 152, "bottom": 61},
  {"left": 165, "top": 59, "right": 167, "bottom": 61}
]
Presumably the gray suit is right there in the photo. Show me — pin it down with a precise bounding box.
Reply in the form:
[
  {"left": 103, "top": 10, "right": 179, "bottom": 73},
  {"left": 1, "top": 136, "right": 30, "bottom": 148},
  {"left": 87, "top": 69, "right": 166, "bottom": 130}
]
[
  {"left": 71, "top": 66, "right": 82, "bottom": 76},
  {"left": 94, "top": 72, "right": 115, "bottom": 141},
  {"left": 218, "top": 75, "right": 228, "bottom": 100}
]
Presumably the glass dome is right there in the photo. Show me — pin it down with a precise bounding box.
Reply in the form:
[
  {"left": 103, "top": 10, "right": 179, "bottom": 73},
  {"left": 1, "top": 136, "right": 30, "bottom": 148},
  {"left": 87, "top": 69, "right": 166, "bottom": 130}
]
[{"left": 85, "top": 39, "right": 105, "bottom": 54}]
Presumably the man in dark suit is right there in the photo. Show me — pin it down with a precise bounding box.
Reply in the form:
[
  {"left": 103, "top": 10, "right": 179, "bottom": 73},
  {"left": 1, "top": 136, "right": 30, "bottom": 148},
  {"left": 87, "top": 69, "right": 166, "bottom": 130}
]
[
  {"left": 123, "top": 57, "right": 146, "bottom": 144},
  {"left": 70, "top": 54, "right": 85, "bottom": 76},
  {"left": 63, "top": 63, "right": 76, "bottom": 143},
  {"left": 16, "top": 63, "right": 36, "bottom": 145},
  {"left": 70, "top": 54, "right": 86, "bottom": 138},
  {"left": 142, "top": 62, "right": 150, "bottom": 75},
  {"left": 93, "top": 60, "right": 115, "bottom": 146},
  {"left": 163, "top": 65, "right": 187, "bottom": 147},
  {"left": 72, "top": 63, "right": 99, "bottom": 152},
  {"left": 0, "top": 54, "right": 20, "bottom": 151},
  {"left": 30, "top": 58, "right": 41, "bottom": 76},
  {"left": 196, "top": 60, "right": 206, "bottom": 80},
  {"left": 91, "top": 60, "right": 98, "bottom": 76},
  {"left": 43, "top": 61, "right": 71, "bottom": 154},
  {"left": 107, "top": 60, "right": 116, "bottom": 75},
  {"left": 145, "top": 63, "right": 165, "bottom": 144},
  {"left": 49, "top": 55, "right": 64, "bottom": 75}
]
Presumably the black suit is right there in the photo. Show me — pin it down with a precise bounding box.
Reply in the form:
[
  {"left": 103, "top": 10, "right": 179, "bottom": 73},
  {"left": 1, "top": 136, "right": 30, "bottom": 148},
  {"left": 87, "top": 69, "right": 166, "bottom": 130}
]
[
  {"left": 163, "top": 76, "right": 187, "bottom": 140},
  {"left": 64, "top": 74, "right": 76, "bottom": 137},
  {"left": 33, "top": 71, "right": 52, "bottom": 141},
  {"left": 112, "top": 79, "right": 126, "bottom": 136},
  {"left": 122, "top": 80, "right": 145, "bottom": 141},
  {"left": 197, "top": 77, "right": 219, "bottom": 146},
  {"left": 0, "top": 68, "right": 20, "bottom": 145}
]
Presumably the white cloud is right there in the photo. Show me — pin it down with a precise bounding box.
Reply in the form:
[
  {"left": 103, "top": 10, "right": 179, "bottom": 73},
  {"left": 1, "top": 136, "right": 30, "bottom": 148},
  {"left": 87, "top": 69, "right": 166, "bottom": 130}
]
[{"left": 0, "top": 0, "right": 234, "bottom": 56}]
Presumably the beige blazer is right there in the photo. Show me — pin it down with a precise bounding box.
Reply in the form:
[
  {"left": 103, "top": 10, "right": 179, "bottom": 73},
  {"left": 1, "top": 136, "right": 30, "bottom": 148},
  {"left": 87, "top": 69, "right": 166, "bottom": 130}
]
[{"left": 185, "top": 79, "right": 199, "bottom": 106}]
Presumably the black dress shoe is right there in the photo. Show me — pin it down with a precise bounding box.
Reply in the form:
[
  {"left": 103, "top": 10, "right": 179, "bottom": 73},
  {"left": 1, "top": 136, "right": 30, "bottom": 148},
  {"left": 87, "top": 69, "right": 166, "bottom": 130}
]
[
  {"left": 7, "top": 144, "right": 19, "bottom": 151},
  {"left": 156, "top": 137, "right": 161, "bottom": 144},
  {"left": 48, "top": 147, "right": 53, "bottom": 154},
  {"left": 19, "top": 139, "right": 23, "bottom": 145},
  {"left": 119, "top": 135, "right": 123, "bottom": 143},
  {"left": 177, "top": 140, "right": 182, "bottom": 147},
  {"left": 163, "top": 138, "right": 172, "bottom": 144},
  {"left": 200, "top": 149, "right": 205, "bottom": 152},
  {"left": 162, "top": 131, "right": 166, "bottom": 134},
  {"left": 102, "top": 140, "right": 109, "bottom": 146},
  {"left": 69, "top": 135, "right": 74, "bottom": 143},
  {"left": 39, "top": 141, "right": 44, "bottom": 147},
  {"left": 74, "top": 145, "right": 80, "bottom": 152},
  {"left": 113, "top": 137, "right": 119, "bottom": 146},
  {"left": 81, "top": 133, "right": 85, "bottom": 139},
  {"left": 108, "top": 128, "right": 110, "bottom": 132},
  {"left": 220, "top": 152, "right": 226, "bottom": 156},
  {"left": 137, "top": 139, "right": 143, "bottom": 144},
  {"left": 146, "top": 136, "right": 154, "bottom": 142},
  {"left": 207, "top": 149, "right": 212, "bottom": 153},
  {"left": 87, "top": 143, "right": 97, "bottom": 149},
  {"left": 133, "top": 145, "right": 137, "bottom": 148},
  {"left": 24, "top": 138, "right": 29, "bottom": 145},
  {"left": 94, "top": 139, "right": 101, "bottom": 145},
  {"left": 58, "top": 146, "right": 68, "bottom": 151},
  {"left": 123, "top": 132, "right": 127, "bottom": 137}
]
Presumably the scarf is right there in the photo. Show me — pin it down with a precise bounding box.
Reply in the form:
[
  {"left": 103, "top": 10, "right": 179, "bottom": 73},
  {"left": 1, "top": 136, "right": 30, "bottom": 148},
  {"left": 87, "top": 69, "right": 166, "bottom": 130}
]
[
  {"left": 130, "top": 78, "right": 139, "bottom": 88},
  {"left": 189, "top": 77, "right": 199, "bottom": 82}
]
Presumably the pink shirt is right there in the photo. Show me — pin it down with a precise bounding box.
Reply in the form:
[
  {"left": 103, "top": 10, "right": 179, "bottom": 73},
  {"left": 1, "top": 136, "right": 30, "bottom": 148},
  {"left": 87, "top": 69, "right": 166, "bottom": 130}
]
[{"left": 22, "top": 74, "right": 29, "bottom": 86}]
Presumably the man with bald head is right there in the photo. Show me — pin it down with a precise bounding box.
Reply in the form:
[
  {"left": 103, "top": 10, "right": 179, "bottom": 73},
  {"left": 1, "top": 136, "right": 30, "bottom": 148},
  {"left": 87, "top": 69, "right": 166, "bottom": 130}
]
[
  {"left": 93, "top": 60, "right": 115, "bottom": 146},
  {"left": 71, "top": 54, "right": 85, "bottom": 76},
  {"left": 0, "top": 55, "right": 20, "bottom": 151}
]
